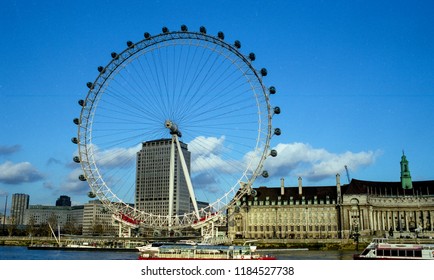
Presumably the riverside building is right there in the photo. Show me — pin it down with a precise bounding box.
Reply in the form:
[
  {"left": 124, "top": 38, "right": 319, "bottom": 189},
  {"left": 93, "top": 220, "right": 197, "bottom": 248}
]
[
  {"left": 82, "top": 200, "right": 117, "bottom": 236},
  {"left": 135, "top": 139, "right": 191, "bottom": 216},
  {"left": 228, "top": 153, "right": 434, "bottom": 240},
  {"left": 24, "top": 205, "right": 84, "bottom": 231},
  {"left": 10, "top": 193, "right": 29, "bottom": 225}
]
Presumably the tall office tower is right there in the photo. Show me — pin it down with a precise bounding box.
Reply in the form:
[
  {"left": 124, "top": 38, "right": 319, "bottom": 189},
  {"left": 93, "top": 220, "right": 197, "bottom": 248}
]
[
  {"left": 56, "top": 195, "right": 72, "bottom": 206},
  {"left": 11, "top": 193, "right": 29, "bottom": 225},
  {"left": 135, "top": 139, "right": 191, "bottom": 216}
]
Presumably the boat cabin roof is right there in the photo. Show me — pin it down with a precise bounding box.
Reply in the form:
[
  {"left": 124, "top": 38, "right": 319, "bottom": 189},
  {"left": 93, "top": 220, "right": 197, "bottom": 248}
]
[{"left": 158, "top": 244, "right": 252, "bottom": 251}]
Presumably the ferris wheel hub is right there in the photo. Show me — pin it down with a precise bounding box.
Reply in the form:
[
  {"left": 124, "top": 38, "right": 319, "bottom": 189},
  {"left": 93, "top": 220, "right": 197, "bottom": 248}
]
[{"left": 165, "top": 120, "right": 182, "bottom": 137}]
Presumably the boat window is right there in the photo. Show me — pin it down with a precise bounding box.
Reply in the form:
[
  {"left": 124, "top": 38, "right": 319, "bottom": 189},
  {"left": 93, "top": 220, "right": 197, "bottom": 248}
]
[
  {"left": 398, "top": 250, "right": 406, "bottom": 257},
  {"left": 414, "top": 251, "right": 422, "bottom": 258},
  {"left": 407, "top": 250, "right": 414, "bottom": 257},
  {"left": 360, "top": 249, "right": 370, "bottom": 256},
  {"left": 391, "top": 250, "right": 398, "bottom": 257},
  {"left": 377, "top": 250, "right": 383, "bottom": 256}
]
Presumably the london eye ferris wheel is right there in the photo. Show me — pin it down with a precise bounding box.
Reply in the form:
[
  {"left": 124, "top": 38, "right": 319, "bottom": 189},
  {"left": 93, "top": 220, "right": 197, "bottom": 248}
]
[{"left": 72, "top": 25, "right": 281, "bottom": 230}]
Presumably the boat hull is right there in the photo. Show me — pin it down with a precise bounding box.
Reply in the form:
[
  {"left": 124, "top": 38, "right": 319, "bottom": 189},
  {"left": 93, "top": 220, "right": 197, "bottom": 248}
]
[
  {"left": 353, "top": 238, "right": 434, "bottom": 260},
  {"left": 353, "top": 254, "right": 414, "bottom": 260},
  {"left": 139, "top": 256, "right": 276, "bottom": 260}
]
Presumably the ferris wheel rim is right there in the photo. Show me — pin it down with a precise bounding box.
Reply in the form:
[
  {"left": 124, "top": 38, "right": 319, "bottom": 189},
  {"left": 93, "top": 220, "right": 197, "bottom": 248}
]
[{"left": 75, "top": 26, "right": 275, "bottom": 229}]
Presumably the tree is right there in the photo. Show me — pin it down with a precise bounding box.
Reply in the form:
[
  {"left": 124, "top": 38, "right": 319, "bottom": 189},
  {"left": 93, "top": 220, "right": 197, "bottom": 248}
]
[
  {"left": 46, "top": 213, "right": 58, "bottom": 237},
  {"left": 26, "top": 216, "right": 36, "bottom": 237},
  {"left": 7, "top": 217, "right": 17, "bottom": 237},
  {"left": 63, "top": 218, "right": 82, "bottom": 235}
]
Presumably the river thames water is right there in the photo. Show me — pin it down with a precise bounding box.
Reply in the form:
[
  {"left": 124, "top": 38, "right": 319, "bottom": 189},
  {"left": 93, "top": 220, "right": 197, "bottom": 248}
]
[{"left": 0, "top": 246, "right": 359, "bottom": 260}]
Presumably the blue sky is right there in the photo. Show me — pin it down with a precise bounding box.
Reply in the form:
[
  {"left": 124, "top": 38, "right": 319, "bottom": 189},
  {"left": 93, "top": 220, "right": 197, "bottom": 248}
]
[{"left": 1, "top": 0, "right": 434, "bottom": 209}]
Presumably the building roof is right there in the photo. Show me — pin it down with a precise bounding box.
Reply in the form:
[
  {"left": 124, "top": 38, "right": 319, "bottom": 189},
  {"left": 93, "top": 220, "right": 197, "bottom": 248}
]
[
  {"left": 248, "top": 185, "right": 338, "bottom": 202},
  {"left": 345, "top": 178, "right": 434, "bottom": 196},
  {"left": 248, "top": 178, "right": 434, "bottom": 202}
]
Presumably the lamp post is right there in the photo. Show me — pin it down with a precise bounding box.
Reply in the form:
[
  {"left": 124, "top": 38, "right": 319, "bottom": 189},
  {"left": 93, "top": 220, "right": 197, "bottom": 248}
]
[
  {"left": 353, "top": 225, "right": 360, "bottom": 251},
  {"left": 351, "top": 217, "right": 360, "bottom": 251}
]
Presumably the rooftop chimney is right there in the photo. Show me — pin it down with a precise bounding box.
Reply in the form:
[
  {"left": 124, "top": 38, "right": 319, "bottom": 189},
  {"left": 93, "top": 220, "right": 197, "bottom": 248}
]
[
  {"left": 336, "top": 173, "right": 341, "bottom": 203},
  {"left": 280, "top": 178, "right": 285, "bottom": 195},
  {"left": 298, "top": 176, "right": 302, "bottom": 196}
]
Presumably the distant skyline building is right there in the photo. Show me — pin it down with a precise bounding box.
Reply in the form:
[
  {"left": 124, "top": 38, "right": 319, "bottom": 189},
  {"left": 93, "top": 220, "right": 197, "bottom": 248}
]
[
  {"left": 135, "top": 139, "right": 191, "bottom": 217},
  {"left": 11, "top": 193, "right": 29, "bottom": 225},
  {"left": 24, "top": 205, "right": 84, "bottom": 230},
  {"left": 56, "top": 195, "right": 71, "bottom": 207}
]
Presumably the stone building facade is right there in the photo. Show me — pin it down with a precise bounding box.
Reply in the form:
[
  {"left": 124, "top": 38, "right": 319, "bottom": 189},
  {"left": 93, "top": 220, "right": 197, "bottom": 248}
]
[
  {"left": 228, "top": 154, "right": 434, "bottom": 240},
  {"left": 228, "top": 176, "right": 342, "bottom": 240},
  {"left": 342, "top": 178, "right": 434, "bottom": 238}
]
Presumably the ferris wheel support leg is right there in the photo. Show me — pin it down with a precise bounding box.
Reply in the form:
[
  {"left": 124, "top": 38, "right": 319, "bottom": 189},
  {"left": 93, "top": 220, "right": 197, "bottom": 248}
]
[
  {"left": 174, "top": 135, "right": 200, "bottom": 219},
  {"left": 117, "top": 222, "right": 131, "bottom": 238},
  {"left": 168, "top": 136, "right": 176, "bottom": 228}
]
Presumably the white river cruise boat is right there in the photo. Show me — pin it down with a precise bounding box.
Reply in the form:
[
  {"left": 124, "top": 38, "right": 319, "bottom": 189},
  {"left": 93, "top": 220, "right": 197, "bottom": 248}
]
[
  {"left": 137, "top": 242, "right": 275, "bottom": 260},
  {"left": 353, "top": 238, "right": 434, "bottom": 260}
]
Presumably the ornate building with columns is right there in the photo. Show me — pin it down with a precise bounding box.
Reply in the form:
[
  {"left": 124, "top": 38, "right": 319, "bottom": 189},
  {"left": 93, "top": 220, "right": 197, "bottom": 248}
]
[{"left": 228, "top": 153, "right": 434, "bottom": 240}]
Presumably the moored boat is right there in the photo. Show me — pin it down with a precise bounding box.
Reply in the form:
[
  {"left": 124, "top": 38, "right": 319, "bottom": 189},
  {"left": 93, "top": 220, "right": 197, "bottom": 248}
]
[
  {"left": 353, "top": 238, "right": 434, "bottom": 260},
  {"left": 137, "top": 242, "right": 275, "bottom": 260}
]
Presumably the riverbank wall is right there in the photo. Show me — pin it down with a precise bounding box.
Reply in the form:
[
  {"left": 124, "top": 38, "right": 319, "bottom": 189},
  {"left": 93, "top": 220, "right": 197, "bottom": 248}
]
[
  {"left": 232, "top": 238, "right": 368, "bottom": 250},
  {"left": 0, "top": 236, "right": 362, "bottom": 250},
  {"left": 0, "top": 236, "right": 144, "bottom": 248}
]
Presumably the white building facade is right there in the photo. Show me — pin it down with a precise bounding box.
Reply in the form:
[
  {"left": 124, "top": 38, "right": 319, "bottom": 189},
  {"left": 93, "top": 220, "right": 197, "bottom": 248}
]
[
  {"left": 82, "top": 200, "right": 117, "bottom": 236},
  {"left": 24, "top": 205, "right": 84, "bottom": 233}
]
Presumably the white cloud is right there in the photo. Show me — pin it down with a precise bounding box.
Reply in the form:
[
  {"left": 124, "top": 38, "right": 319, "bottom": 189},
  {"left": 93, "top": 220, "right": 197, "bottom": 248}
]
[
  {"left": 0, "top": 161, "right": 44, "bottom": 184},
  {"left": 191, "top": 154, "right": 239, "bottom": 174},
  {"left": 264, "top": 142, "right": 379, "bottom": 182},
  {"left": 188, "top": 136, "right": 225, "bottom": 156},
  {"left": 189, "top": 136, "right": 236, "bottom": 174},
  {"left": 84, "top": 143, "right": 142, "bottom": 169},
  {"left": 59, "top": 168, "right": 89, "bottom": 194}
]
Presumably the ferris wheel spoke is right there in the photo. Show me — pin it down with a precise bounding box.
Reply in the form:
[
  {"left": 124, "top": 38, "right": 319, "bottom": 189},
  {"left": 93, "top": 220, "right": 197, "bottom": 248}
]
[
  {"left": 183, "top": 78, "right": 253, "bottom": 122},
  {"left": 131, "top": 57, "right": 166, "bottom": 114},
  {"left": 116, "top": 63, "right": 162, "bottom": 115},
  {"left": 136, "top": 50, "right": 169, "bottom": 115},
  {"left": 182, "top": 45, "right": 220, "bottom": 101},
  {"left": 180, "top": 43, "right": 225, "bottom": 113},
  {"left": 101, "top": 87, "right": 152, "bottom": 119},
  {"left": 153, "top": 46, "right": 171, "bottom": 114},
  {"left": 179, "top": 58, "right": 241, "bottom": 119}
]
